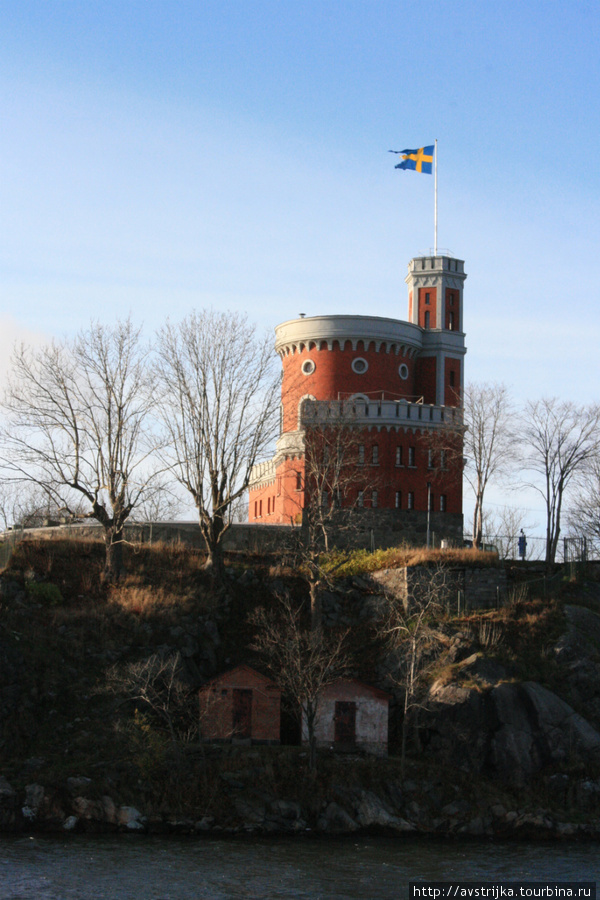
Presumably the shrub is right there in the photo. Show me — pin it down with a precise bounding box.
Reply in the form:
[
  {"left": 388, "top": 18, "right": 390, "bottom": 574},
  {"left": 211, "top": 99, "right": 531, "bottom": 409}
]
[{"left": 26, "top": 581, "right": 64, "bottom": 605}]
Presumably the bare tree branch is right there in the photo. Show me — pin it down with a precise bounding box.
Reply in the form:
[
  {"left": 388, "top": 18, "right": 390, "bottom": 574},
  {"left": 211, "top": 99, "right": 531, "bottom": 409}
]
[
  {"left": 1, "top": 319, "right": 160, "bottom": 580},
  {"left": 154, "top": 310, "right": 280, "bottom": 582},
  {"left": 519, "top": 398, "right": 600, "bottom": 566},
  {"left": 250, "top": 595, "right": 350, "bottom": 772}
]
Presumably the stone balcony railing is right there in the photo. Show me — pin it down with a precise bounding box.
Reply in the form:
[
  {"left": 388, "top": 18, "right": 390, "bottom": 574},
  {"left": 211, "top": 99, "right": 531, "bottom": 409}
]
[{"left": 300, "top": 398, "right": 463, "bottom": 430}]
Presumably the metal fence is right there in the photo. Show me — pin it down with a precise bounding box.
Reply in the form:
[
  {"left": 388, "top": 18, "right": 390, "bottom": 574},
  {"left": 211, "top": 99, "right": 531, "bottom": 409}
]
[{"left": 468, "top": 533, "right": 598, "bottom": 563}]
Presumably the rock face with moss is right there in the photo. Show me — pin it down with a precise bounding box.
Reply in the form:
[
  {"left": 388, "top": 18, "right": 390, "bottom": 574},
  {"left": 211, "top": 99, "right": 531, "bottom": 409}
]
[{"left": 2, "top": 539, "right": 600, "bottom": 837}]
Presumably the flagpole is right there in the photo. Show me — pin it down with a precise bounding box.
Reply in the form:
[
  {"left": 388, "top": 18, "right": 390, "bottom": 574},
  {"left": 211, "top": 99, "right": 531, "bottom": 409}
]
[{"left": 434, "top": 139, "right": 438, "bottom": 256}]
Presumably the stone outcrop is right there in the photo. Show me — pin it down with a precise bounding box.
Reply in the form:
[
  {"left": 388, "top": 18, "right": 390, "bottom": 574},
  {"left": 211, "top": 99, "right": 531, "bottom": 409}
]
[{"left": 423, "top": 679, "right": 600, "bottom": 786}]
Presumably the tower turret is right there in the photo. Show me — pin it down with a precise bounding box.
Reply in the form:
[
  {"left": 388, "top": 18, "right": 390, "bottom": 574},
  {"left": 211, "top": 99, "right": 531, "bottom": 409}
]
[{"left": 405, "top": 255, "right": 467, "bottom": 405}]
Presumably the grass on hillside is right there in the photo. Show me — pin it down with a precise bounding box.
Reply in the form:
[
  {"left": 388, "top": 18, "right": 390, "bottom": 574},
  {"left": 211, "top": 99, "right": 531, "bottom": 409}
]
[{"left": 319, "top": 544, "right": 499, "bottom": 578}]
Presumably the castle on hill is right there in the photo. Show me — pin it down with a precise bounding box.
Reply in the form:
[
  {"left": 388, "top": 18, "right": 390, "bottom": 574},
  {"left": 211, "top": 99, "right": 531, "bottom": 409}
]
[{"left": 248, "top": 253, "right": 467, "bottom": 546}]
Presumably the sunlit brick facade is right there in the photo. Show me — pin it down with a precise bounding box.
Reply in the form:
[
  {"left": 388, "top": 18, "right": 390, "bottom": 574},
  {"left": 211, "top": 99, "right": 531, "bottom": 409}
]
[{"left": 249, "top": 255, "right": 467, "bottom": 545}]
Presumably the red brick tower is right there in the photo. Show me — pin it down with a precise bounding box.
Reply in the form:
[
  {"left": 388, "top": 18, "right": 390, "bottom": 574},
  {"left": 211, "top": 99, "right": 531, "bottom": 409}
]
[{"left": 248, "top": 255, "right": 466, "bottom": 546}]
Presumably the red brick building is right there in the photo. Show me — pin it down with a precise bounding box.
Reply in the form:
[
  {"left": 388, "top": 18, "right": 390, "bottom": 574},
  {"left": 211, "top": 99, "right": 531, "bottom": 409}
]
[
  {"left": 249, "top": 254, "right": 466, "bottom": 545},
  {"left": 199, "top": 665, "right": 281, "bottom": 744}
]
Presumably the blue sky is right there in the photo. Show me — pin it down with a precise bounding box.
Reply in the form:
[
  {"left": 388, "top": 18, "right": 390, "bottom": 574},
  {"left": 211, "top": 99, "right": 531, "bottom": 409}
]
[{"left": 1, "top": 0, "right": 598, "bottom": 534}]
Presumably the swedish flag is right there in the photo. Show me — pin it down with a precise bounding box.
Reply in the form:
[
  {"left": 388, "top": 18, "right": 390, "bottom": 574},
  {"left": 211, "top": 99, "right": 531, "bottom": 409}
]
[{"left": 390, "top": 145, "right": 434, "bottom": 174}]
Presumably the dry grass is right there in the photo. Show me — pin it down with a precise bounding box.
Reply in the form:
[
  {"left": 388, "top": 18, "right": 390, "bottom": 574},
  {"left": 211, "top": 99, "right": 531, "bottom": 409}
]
[{"left": 107, "top": 582, "right": 196, "bottom": 617}]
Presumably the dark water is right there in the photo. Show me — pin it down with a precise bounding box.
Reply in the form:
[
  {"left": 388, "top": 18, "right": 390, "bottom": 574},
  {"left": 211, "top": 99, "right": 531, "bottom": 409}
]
[{"left": 0, "top": 835, "right": 597, "bottom": 900}]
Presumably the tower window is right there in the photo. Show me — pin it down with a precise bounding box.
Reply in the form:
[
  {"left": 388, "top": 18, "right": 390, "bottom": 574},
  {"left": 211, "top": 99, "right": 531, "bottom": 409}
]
[
  {"left": 295, "top": 471, "right": 302, "bottom": 491},
  {"left": 371, "top": 491, "right": 378, "bottom": 508},
  {"left": 448, "top": 312, "right": 454, "bottom": 330},
  {"left": 371, "top": 445, "right": 379, "bottom": 465},
  {"left": 395, "top": 446, "right": 403, "bottom": 466},
  {"left": 358, "top": 444, "right": 365, "bottom": 465},
  {"left": 395, "top": 490, "right": 402, "bottom": 509},
  {"left": 398, "top": 363, "right": 409, "bottom": 380},
  {"left": 351, "top": 357, "right": 369, "bottom": 374},
  {"left": 425, "top": 292, "right": 430, "bottom": 304},
  {"left": 424, "top": 311, "right": 430, "bottom": 328},
  {"left": 407, "top": 492, "right": 414, "bottom": 510},
  {"left": 357, "top": 490, "right": 364, "bottom": 508},
  {"left": 427, "top": 450, "right": 434, "bottom": 469},
  {"left": 440, "top": 494, "right": 447, "bottom": 512},
  {"left": 449, "top": 370, "right": 456, "bottom": 387},
  {"left": 301, "top": 359, "right": 316, "bottom": 376},
  {"left": 408, "top": 447, "right": 416, "bottom": 467}
]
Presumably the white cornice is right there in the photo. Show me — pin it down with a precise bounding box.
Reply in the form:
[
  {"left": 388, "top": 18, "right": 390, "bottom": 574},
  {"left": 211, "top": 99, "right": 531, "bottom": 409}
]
[{"left": 275, "top": 315, "right": 424, "bottom": 356}]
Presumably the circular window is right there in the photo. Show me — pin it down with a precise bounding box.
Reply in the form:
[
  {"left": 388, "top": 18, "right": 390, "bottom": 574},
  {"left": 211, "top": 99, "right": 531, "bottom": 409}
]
[
  {"left": 301, "top": 359, "right": 316, "bottom": 376},
  {"left": 398, "top": 363, "right": 409, "bottom": 380},
  {"left": 351, "top": 357, "right": 369, "bottom": 374}
]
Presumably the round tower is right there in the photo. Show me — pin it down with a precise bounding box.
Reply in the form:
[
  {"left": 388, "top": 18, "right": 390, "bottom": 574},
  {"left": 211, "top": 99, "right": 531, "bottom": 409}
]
[{"left": 248, "top": 255, "right": 467, "bottom": 547}]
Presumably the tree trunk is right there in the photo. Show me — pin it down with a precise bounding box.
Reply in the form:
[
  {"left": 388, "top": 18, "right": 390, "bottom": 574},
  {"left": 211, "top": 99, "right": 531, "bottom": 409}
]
[
  {"left": 306, "top": 702, "right": 317, "bottom": 772},
  {"left": 202, "top": 544, "right": 227, "bottom": 585},
  {"left": 309, "top": 577, "right": 322, "bottom": 631},
  {"left": 200, "top": 512, "right": 227, "bottom": 586},
  {"left": 103, "top": 526, "right": 124, "bottom": 583}
]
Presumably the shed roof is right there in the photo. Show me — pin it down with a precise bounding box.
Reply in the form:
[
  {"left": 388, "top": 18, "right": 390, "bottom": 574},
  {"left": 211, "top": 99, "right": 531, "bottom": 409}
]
[
  {"left": 321, "top": 678, "right": 390, "bottom": 701},
  {"left": 200, "top": 664, "right": 280, "bottom": 692}
]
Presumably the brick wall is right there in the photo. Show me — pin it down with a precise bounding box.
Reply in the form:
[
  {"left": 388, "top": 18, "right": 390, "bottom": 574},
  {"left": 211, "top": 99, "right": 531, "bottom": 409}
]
[{"left": 199, "top": 666, "right": 281, "bottom": 744}]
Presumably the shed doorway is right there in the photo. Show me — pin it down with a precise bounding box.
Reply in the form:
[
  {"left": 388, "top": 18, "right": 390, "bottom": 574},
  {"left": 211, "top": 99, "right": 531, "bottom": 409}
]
[
  {"left": 232, "top": 688, "right": 253, "bottom": 738},
  {"left": 334, "top": 701, "right": 356, "bottom": 744}
]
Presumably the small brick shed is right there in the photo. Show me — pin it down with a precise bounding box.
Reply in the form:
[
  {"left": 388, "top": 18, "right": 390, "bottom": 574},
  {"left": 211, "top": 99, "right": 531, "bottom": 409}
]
[
  {"left": 199, "top": 665, "right": 281, "bottom": 744},
  {"left": 302, "top": 678, "right": 389, "bottom": 756}
]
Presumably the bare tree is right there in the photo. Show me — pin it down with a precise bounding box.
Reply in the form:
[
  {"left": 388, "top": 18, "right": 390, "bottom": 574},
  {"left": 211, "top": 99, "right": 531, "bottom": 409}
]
[
  {"left": 462, "top": 382, "right": 512, "bottom": 548},
  {"left": 519, "top": 398, "right": 600, "bottom": 566},
  {"left": 1, "top": 319, "right": 157, "bottom": 580},
  {"left": 480, "top": 506, "right": 538, "bottom": 560},
  {"left": 283, "top": 403, "right": 374, "bottom": 628},
  {"left": 128, "top": 477, "right": 186, "bottom": 525},
  {"left": 250, "top": 595, "right": 350, "bottom": 772},
  {"left": 154, "top": 310, "right": 279, "bottom": 582},
  {"left": 383, "top": 565, "right": 446, "bottom": 776},
  {"left": 567, "top": 455, "right": 600, "bottom": 556},
  {"left": 105, "top": 652, "right": 195, "bottom": 746},
  {"left": 0, "top": 481, "right": 55, "bottom": 532}
]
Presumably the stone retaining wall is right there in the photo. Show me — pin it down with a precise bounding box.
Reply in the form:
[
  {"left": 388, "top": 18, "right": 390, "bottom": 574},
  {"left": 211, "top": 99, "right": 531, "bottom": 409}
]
[
  {"left": 371, "top": 564, "right": 507, "bottom": 612},
  {"left": 1, "top": 510, "right": 463, "bottom": 557}
]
